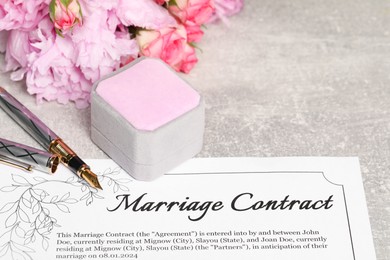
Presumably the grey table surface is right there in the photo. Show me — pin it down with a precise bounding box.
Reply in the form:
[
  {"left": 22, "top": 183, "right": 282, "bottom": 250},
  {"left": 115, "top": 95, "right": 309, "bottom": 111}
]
[{"left": 0, "top": 0, "right": 389, "bottom": 258}]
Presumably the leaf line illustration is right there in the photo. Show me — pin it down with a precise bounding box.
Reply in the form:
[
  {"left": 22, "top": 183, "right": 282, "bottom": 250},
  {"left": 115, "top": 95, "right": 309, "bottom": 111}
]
[{"left": 0, "top": 167, "right": 132, "bottom": 260}]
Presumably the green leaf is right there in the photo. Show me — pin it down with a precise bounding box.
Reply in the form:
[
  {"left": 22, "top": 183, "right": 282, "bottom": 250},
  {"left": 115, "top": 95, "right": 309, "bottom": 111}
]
[
  {"left": 49, "top": 0, "right": 56, "bottom": 18},
  {"left": 61, "top": 0, "right": 71, "bottom": 7},
  {"left": 168, "top": 0, "right": 178, "bottom": 6},
  {"left": 55, "top": 28, "right": 64, "bottom": 37}
]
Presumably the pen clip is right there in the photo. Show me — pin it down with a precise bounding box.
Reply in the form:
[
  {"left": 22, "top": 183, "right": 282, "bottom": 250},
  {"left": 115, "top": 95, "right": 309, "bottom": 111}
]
[{"left": 0, "top": 155, "right": 33, "bottom": 172}]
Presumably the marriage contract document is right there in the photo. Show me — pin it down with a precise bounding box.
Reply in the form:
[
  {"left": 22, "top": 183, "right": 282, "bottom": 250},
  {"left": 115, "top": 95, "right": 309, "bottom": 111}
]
[{"left": 0, "top": 157, "right": 376, "bottom": 259}]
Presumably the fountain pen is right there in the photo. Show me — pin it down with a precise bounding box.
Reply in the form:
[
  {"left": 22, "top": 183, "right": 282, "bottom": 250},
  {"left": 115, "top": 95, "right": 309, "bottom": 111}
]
[{"left": 0, "top": 87, "right": 102, "bottom": 189}]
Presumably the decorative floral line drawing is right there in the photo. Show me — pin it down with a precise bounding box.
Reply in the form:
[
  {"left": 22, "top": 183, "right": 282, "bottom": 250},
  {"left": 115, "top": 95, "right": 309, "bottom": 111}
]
[{"left": 0, "top": 167, "right": 132, "bottom": 260}]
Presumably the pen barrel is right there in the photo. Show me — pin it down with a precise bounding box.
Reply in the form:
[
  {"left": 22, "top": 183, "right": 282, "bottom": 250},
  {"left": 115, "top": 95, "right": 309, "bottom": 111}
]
[
  {"left": 0, "top": 138, "right": 60, "bottom": 174},
  {"left": 0, "top": 88, "right": 59, "bottom": 149}
]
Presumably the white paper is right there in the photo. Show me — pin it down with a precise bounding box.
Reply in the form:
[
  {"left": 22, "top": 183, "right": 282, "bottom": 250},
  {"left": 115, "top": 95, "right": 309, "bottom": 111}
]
[{"left": 0, "top": 157, "right": 376, "bottom": 260}]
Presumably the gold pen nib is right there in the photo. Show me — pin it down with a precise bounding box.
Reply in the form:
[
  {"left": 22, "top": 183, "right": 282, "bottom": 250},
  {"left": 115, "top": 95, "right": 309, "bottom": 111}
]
[{"left": 79, "top": 168, "right": 103, "bottom": 190}]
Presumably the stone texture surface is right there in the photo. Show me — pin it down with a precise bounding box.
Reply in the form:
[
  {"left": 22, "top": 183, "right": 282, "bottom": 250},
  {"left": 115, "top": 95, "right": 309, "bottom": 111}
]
[{"left": 0, "top": 0, "right": 389, "bottom": 258}]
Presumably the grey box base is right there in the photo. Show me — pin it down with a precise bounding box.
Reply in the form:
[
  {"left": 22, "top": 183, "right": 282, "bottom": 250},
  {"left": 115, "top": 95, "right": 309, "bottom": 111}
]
[
  {"left": 91, "top": 58, "right": 205, "bottom": 181},
  {"left": 91, "top": 126, "right": 203, "bottom": 181},
  {"left": 91, "top": 96, "right": 205, "bottom": 181}
]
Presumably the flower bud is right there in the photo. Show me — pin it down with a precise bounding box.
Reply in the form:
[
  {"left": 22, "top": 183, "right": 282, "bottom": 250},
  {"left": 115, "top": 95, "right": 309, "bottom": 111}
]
[{"left": 49, "top": 0, "right": 83, "bottom": 36}]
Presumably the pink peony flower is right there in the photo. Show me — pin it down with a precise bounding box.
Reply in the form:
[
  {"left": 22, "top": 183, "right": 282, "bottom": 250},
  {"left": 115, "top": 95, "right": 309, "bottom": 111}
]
[
  {"left": 71, "top": 3, "right": 138, "bottom": 83},
  {"left": 116, "top": 0, "right": 176, "bottom": 29},
  {"left": 208, "top": 0, "right": 244, "bottom": 23},
  {"left": 1, "top": 0, "right": 243, "bottom": 108},
  {"left": 4, "top": 30, "right": 34, "bottom": 80},
  {"left": 26, "top": 41, "right": 93, "bottom": 108},
  {"left": 0, "top": 0, "right": 50, "bottom": 31},
  {"left": 3, "top": 18, "right": 91, "bottom": 107},
  {"left": 78, "top": 0, "right": 119, "bottom": 10},
  {"left": 136, "top": 25, "right": 198, "bottom": 73},
  {"left": 49, "top": 0, "right": 83, "bottom": 35},
  {"left": 4, "top": 4, "right": 138, "bottom": 108},
  {"left": 168, "top": 0, "right": 214, "bottom": 25},
  {"left": 0, "top": 30, "right": 8, "bottom": 53}
]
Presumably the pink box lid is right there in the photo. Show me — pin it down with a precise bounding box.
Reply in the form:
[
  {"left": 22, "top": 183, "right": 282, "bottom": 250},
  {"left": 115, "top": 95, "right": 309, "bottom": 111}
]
[{"left": 96, "top": 58, "right": 200, "bottom": 131}]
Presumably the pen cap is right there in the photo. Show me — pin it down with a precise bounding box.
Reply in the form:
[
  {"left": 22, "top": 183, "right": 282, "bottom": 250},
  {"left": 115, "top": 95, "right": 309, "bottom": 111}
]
[
  {"left": 0, "top": 138, "right": 60, "bottom": 174},
  {"left": 91, "top": 57, "right": 204, "bottom": 181}
]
